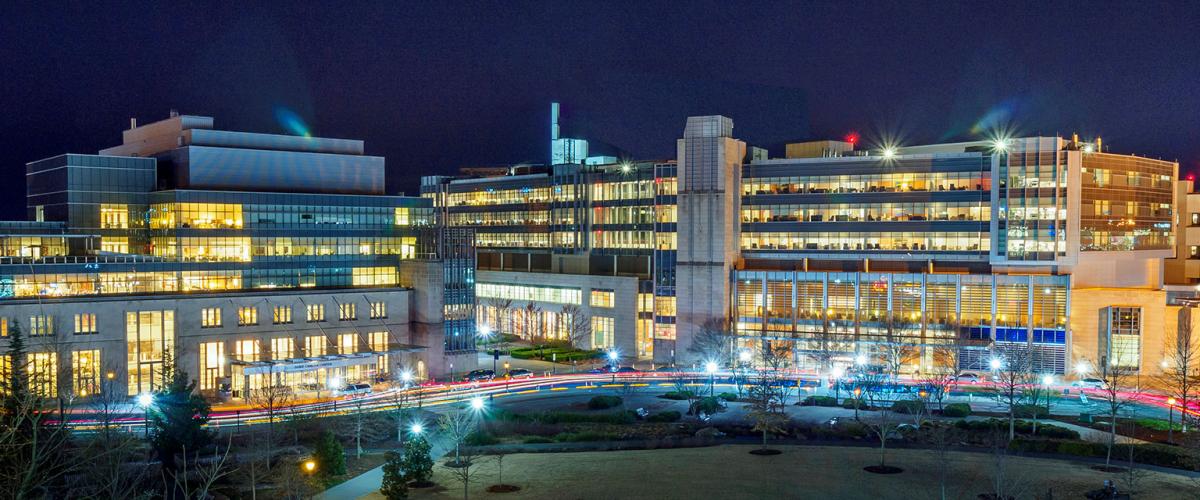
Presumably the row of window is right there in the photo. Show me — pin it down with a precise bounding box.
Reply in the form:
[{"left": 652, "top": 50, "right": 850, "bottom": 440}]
[
  {"left": 742, "top": 202, "right": 989, "bottom": 224},
  {"left": 205, "top": 301, "right": 388, "bottom": 328},
  {"left": 0, "top": 302, "right": 387, "bottom": 339},
  {"left": 743, "top": 173, "right": 990, "bottom": 196}
]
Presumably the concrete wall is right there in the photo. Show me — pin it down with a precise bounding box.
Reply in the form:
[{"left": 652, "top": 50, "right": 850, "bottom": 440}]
[
  {"left": 672, "top": 115, "right": 744, "bottom": 364},
  {"left": 1070, "top": 287, "right": 1173, "bottom": 376}
]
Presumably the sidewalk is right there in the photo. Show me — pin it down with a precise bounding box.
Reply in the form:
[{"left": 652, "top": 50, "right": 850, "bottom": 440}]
[{"left": 316, "top": 433, "right": 452, "bottom": 500}]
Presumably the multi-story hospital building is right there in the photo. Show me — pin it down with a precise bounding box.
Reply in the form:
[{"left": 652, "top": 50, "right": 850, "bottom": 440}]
[
  {"left": 2, "top": 104, "right": 1190, "bottom": 403},
  {"left": 0, "top": 113, "right": 477, "bottom": 400},
  {"left": 431, "top": 105, "right": 1187, "bottom": 377}
]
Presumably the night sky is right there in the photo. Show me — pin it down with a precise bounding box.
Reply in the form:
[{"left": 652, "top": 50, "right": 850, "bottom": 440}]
[{"left": 2, "top": 2, "right": 1198, "bottom": 219}]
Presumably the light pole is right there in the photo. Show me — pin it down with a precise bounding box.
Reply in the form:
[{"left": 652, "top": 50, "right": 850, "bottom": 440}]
[
  {"left": 705, "top": 361, "right": 718, "bottom": 397},
  {"left": 1167, "top": 397, "right": 1178, "bottom": 444},
  {"left": 831, "top": 366, "right": 845, "bottom": 403},
  {"left": 480, "top": 325, "right": 496, "bottom": 373},
  {"left": 607, "top": 350, "right": 620, "bottom": 384},
  {"left": 738, "top": 350, "right": 751, "bottom": 396},
  {"left": 137, "top": 393, "right": 154, "bottom": 437}
]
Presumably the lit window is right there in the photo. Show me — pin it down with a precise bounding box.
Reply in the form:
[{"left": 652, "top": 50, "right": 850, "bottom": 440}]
[
  {"left": 72, "top": 350, "right": 100, "bottom": 397},
  {"left": 29, "top": 352, "right": 57, "bottom": 397},
  {"left": 307, "top": 304, "right": 325, "bottom": 322},
  {"left": 339, "top": 333, "right": 357, "bottom": 354},
  {"left": 202, "top": 307, "right": 222, "bottom": 328},
  {"left": 273, "top": 306, "right": 293, "bottom": 325},
  {"left": 339, "top": 303, "right": 357, "bottom": 321},
  {"left": 30, "top": 315, "right": 54, "bottom": 336},
  {"left": 306, "top": 336, "right": 327, "bottom": 357},
  {"left": 199, "top": 342, "right": 225, "bottom": 391},
  {"left": 590, "top": 290, "right": 615, "bottom": 308},
  {"left": 234, "top": 339, "right": 260, "bottom": 362},
  {"left": 1107, "top": 307, "right": 1141, "bottom": 369},
  {"left": 73, "top": 313, "right": 98, "bottom": 335},
  {"left": 271, "top": 337, "right": 295, "bottom": 360},
  {"left": 370, "top": 301, "right": 387, "bottom": 319},
  {"left": 591, "top": 316, "right": 614, "bottom": 349},
  {"left": 0, "top": 317, "right": 8, "bottom": 337},
  {"left": 238, "top": 307, "right": 258, "bottom": 326}
]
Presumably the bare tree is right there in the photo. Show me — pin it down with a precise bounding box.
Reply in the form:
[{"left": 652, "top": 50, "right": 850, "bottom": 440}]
[
  {"left": 1160, "top": 306, "right": 1199, "bottom": 442},
  {"left": 744, "top": 342, "right": 791, "bottom": 454},
  {"left": 438, "top": 404, "right": 479, "bottom": 467},
  {"left": 688, "top": 318, "right": 733, "bottom": 367},
  {"left": 559, "top": 304, "right": 590, "bottom": 349},
  {"left": 0, "top": 319, "right": 77, "bottom": 498},
  {"left": 1094, "top": 353, "right": 1143, "bottom": 468},
  {"left": 444, "top": 444, "right": 481, "bottom": 500},
  {"left": 389, "top": 375, "right": 414, "bottom": 444},
  {"left": 925, "top": 422, "right": 964, "bottom": 500},
  {"left": 522, "top": 302, "right": 542, "bottom": 344},
  {"left": 247, "top": 383, "right": 296, "bottom": 470},
  {"left": 340, "top": 395, "right": 387, "bottom": 460},
  {"left": 167, "top": 440, "right": 233, "bottom": 500},
  {"left": 806, "top": 322, "right": 850, "bottom": 392},
  {"left": 920, "top": 344, "right": 959, "bottom": 414},
  {"left": 860, "top": 370, "right": 904, "bottom": 471},
  {"left": 990, "top": 347, "right": 1035, "bottom": 441},
  {"left": 486, "top": 297, "right": 513, "bottom": 337}
]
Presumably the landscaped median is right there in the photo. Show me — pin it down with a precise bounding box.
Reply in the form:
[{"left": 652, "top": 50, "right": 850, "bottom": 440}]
[{"left": 509, "top": 344, "right": 604, "bottom": 363}]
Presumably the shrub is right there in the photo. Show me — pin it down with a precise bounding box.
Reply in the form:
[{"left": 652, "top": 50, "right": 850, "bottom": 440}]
[
  {"left": 691, "top": 396, "right": 722, "bottom": 415},
  {"left": 587, "top": 395, "right": 623, "bottom": 410},
  {"left": 717, "top": 392, "right": 739, "bottom": 402},
  {"left": 380, "top": 451, "right": 408, "bottom": 500},
  {"left": 891, "top": 400, "right": 925, "bottom": 414},
  {"left": 313, "top": 430, "right": 347, "bottom": 477},
  {"left": 842, "top": 398, "right": 869, "bottom": 410},
  {"left": 1135, "top": 418, "right": 1182, "bottom": 431},
  {"left": 1013, "top": 404, "right": 1049, "bottom": 419},
  {"left": 522, "top": 436, "right": 554, "bottom": 444},
  {"left": 554, "top": 431, "right": 619, "bottom": 442},
  {"left": 941, "top": 403, "right": 971, "bottom": 418},
  {"left": 660, "top": 391, "right": 694, "bottom": 401},
  {"left": 538, "top": 411, "right": 635, "bottom": 425},
  {"left": 801, "top": 396, "right": 839, "bottom": 407},
  {"left": 646, "top": 410, "right": 682, "bottom": 423},
  {"left": 400, "top": 435, "right": 434, "bottom": 484},
  {"left": 465, "top": 431, "right": 499, "bottom": 446}
]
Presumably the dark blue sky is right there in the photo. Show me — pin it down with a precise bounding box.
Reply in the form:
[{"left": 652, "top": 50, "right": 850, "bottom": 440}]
[{"left": 2, "top": 1, "right": 1198, "bottom": 219}]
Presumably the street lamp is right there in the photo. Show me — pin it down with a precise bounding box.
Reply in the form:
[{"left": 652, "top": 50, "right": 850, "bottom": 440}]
[
  {"left": 989, "top": 358, "right": 1002, "bottom": 370},
  {"left": 401, "top": 370, "right": 413, "bottom": 385},
  {"left": 855, "top": 354, "right": 867, "bottom": 366},
  {"left": 1074, "top": 360, "right": 1089, "bottom": 376},
  {"left": 705, "top": 361, "right": 718, "bottom": 396},
  {"left": 470, "top": 396, "right": 485, "bottom": 411},
  {"left": 1167, "top": 397, "right": 1178, "bottom": 444},
  {"left": 830, "top": 366, "right": 845, "bottom": 403},
  {"left": 137, "top": 393, "right": 154, "bottom": 437},
  {"left": 410, "top": 422, "right": 424, "bottom": 435},
  {"left": 303, "top": 459, "right": 316, "bottom": 474}
]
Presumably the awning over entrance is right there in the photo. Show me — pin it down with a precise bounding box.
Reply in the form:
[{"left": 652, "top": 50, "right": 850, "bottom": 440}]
[{"left": 232, "top": 343, "right": 427, "bottom": 376}]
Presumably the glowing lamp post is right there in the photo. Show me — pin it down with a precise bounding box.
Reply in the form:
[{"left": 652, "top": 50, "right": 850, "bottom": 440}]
[
  {"left": 830, "top": 366, "right": 845, "bottom": 403},
  {"left": 852, "top": 387, "right": 863, "bottom": 419},
  {"left": 303, "top": 459, "right": 316, "bottom": 474},
  {"left": 1167, "top": 397, "right": 1178, "bottom": 444},
  {"left": 705, "top": 361, "right": 719, "bottom": 396},
  {"left": 137, "top": 393, "right": 154, "bottom": 437}
]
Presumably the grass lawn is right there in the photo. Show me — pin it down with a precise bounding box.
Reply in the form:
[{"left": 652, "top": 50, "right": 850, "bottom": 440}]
[{"left": 368, "top": 444, "right": 1197, "bottom": 499}]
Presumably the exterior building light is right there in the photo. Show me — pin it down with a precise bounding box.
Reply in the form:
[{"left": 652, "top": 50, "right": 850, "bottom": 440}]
[{"left": 882, "top": 148, "right": 896, "bottom": 158}]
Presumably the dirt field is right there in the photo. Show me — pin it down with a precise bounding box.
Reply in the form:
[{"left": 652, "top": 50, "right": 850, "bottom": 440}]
[{"left": 378, "top": 444, "right": 1198, "bottom": 500}]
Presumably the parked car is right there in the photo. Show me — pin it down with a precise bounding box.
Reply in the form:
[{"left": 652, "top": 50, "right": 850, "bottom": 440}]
[
  {"left": 653, "top": 366, "right": 680, "bottom": 376},
  {"left": 952, "top": 372, "right": 981, "bottom": 384},
  {"left": 1072, "top": 377, "right": 1109, "bottom": 390},
  {"left": 505, "top": 368, "right": 534, "bottom": 379},
  {"left": 337, "top": 383, "right": 373, "bottom": 397},
  {"left": 463, "top": 369, "right": 496, "bottom": 382},
  {"left": 615, "top": 366, "right": 641, "bottom": 374}
]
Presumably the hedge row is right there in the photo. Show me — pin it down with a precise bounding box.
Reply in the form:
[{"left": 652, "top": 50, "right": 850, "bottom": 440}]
[
  {"left": 588, "top": 395, "right": 623, "bottom": 410},
  {"left": 1009, "top": 438, "right": 1197, "bottom": 470},
  {"left": 941, "top": 403, "right": 971, "bottom": 418},
  {"left": 955, "top": 418, "right": 1079, "bottom": 440},
  {"left": 801, "top": 396, "right": 840, "bottom": 407}
]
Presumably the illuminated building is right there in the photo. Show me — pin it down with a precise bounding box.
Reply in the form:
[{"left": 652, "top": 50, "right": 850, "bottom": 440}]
[
  {"left": 0, "top": 113, "right": 476, "bottom": 399},
  {"left": 432, "top": 107, "right": 1183, "bottom": 376}
]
